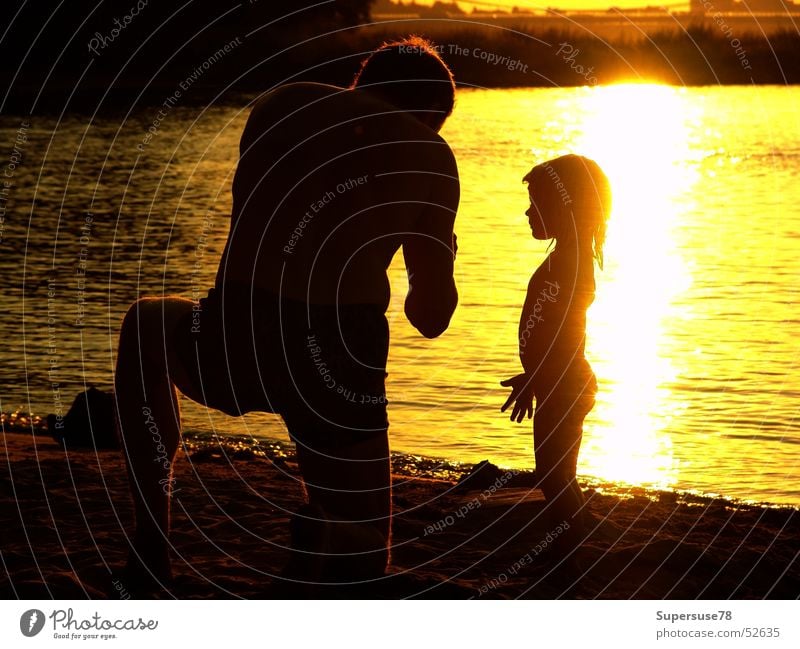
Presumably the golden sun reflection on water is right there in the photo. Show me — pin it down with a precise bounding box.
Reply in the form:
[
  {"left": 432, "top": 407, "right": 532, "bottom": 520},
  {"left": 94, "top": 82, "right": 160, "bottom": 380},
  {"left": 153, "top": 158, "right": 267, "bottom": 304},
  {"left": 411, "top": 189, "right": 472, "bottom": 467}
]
[{"left": 575, "top": 84, "right": 699, "bottom": 488}]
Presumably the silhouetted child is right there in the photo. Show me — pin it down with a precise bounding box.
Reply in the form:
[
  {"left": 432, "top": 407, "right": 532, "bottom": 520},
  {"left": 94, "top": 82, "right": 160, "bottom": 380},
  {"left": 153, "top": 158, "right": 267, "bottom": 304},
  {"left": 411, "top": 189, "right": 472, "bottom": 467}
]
[{"left": 501, "top": 154, "right": 611, "bottom": 566}]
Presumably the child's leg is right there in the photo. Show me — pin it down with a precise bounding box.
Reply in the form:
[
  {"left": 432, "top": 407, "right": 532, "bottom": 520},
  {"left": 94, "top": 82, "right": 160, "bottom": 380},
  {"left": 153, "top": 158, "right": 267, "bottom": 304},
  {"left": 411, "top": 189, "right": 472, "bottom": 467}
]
[{"left": 534, "top": 388, "right": 594, "bottom": 558}]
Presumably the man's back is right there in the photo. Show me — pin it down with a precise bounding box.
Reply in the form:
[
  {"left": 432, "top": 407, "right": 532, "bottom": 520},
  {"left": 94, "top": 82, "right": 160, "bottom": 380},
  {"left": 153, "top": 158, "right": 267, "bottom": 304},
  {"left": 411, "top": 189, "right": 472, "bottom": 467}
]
[
  {"left": 215, "top": 82, "right": 459, "bottom": 311},
  {"left": 114, "top": 39, "right": 459, "bottom": 595}
]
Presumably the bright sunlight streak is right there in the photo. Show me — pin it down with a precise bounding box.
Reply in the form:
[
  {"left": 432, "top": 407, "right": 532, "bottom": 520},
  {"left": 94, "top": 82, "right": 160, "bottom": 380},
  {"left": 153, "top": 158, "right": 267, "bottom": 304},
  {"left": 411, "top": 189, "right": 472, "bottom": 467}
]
[{"left": 576, "top": 83, "right": 699, "bottom": 488}]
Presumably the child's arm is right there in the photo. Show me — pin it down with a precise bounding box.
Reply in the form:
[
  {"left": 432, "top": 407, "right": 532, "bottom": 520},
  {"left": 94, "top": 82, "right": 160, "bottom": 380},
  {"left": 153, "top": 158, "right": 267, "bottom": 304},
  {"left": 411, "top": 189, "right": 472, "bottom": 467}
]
[
  {"left": 500, "top": 261, "right": 575, "bottom": 422},
  {"left": 500, "top": 372, "right": 534, "bottom": 422}
]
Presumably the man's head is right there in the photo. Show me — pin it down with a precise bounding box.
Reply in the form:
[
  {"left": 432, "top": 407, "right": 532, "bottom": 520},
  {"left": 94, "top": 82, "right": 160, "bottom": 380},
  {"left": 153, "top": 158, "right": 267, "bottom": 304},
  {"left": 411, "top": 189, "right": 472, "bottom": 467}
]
[{"left": 351, "top": 36, "right": 456, "bottom": 132}]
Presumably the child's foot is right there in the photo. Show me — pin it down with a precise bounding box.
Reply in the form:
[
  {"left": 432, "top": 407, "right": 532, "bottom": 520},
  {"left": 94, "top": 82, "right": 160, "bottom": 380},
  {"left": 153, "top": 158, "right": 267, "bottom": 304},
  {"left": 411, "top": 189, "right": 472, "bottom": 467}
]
[
  {"left": 586, "top": 513, "right": 627, "bottom": 544},
  {"left": 540, "top": 553, "right": 587, "bottom": 598}
]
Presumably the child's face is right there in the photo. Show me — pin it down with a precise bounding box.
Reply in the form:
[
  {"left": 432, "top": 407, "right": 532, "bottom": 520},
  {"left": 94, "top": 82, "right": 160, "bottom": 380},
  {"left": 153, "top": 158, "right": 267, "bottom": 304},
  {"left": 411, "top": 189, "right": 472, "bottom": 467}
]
[{"left": 526, "top": 186, "right": 556, "bottom": 240}]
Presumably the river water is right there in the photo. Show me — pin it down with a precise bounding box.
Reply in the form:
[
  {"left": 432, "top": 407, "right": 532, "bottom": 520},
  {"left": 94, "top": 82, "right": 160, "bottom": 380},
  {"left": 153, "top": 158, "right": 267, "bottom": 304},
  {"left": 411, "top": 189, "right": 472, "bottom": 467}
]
[{"left": 1, "top": 84, "right": 798, "bottom": 504}]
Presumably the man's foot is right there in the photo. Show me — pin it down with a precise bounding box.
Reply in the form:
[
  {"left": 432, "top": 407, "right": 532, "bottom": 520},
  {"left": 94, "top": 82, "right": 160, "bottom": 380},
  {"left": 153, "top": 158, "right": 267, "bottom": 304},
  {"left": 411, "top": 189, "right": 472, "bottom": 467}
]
[
  {"left": 115, "top": 546, "right": 173, "bottom": 599},
  {"left": 273, "top": 504, "right": 332, "bottom": 598}
]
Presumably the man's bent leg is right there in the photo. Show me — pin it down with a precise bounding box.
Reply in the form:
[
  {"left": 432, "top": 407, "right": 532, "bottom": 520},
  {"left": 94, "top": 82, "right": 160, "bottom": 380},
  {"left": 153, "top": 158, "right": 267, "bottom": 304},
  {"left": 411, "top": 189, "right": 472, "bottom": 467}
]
[{"left": 114, "top": 297, "right": 206, "bottom": 587}]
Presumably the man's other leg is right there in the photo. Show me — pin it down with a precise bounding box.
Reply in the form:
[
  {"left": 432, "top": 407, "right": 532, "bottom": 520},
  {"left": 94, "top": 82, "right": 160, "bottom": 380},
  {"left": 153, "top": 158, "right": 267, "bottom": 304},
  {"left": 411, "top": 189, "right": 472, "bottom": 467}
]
[
  {"left": 291, "top": 430, "right": 391, "bottom": 582},
  {"left": 114, "top": 297, "right": 208, "bottom": 585}
]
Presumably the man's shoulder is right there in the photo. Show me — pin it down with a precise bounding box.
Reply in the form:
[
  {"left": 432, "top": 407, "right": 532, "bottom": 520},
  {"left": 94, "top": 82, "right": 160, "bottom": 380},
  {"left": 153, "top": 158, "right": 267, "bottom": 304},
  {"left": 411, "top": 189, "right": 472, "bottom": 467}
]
[
  {"left": 251, "top": 82, "right": 344, "bottom": 112},
  {"left": 245, "top": 83, "right": 456, "bottom": 170}
]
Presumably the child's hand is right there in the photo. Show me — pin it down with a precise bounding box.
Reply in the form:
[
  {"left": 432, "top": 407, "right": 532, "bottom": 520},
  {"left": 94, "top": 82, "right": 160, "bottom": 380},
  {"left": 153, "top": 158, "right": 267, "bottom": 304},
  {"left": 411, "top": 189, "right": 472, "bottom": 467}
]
[{"left": 500, "top": 373, "right": 534, "bottom": 423}]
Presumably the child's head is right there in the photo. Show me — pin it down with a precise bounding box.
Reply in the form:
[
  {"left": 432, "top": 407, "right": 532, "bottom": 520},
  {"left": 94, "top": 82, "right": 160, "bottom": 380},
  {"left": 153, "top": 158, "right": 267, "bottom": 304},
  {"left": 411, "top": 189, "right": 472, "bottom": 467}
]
[{"left": 523, "top": 154, "right": 612, "bottom": 268}]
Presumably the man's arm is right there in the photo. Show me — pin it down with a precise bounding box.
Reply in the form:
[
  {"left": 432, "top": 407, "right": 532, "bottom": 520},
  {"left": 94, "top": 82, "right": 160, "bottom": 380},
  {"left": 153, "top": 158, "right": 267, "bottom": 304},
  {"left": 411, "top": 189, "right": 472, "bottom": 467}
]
[{"left": 402, "top": 154, "right": 459, "bottom": 338}]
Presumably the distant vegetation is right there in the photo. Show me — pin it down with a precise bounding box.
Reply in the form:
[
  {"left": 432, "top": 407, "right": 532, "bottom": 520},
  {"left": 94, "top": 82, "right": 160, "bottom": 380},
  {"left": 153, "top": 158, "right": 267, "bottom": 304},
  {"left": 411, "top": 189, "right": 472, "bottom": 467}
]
[
  {"left": 1, "top": 0, "right": 797, "bottom": 114},
  {"left": 0, "top": 0, "right": 378, "bottom": 112},
  {"left": 359, "top": 22, "right": 800, "bottom": 87}
]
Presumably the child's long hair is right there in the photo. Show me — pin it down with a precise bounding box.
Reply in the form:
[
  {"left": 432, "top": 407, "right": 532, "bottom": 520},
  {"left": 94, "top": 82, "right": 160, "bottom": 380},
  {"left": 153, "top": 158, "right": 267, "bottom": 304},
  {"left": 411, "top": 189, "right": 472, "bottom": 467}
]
[{"left": 523, "top": 155, "right": 612, "bottom": 269}]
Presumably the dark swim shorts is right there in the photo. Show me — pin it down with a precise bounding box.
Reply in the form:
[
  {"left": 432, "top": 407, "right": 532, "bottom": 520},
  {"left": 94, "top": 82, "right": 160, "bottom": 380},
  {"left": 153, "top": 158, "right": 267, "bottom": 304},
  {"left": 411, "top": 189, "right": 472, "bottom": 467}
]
[{"left": 174, "top": 284, "right": 389, "bottom": 449}]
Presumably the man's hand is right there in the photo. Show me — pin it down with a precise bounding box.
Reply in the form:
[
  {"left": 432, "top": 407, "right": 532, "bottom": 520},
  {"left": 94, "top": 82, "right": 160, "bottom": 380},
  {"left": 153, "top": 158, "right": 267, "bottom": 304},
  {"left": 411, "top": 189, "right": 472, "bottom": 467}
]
[
  {"left": 500, "top": 373, "right": 534, "bottom": 423},
  {"left": 401, "top": 144, "right": 459, "bottom": 339}
]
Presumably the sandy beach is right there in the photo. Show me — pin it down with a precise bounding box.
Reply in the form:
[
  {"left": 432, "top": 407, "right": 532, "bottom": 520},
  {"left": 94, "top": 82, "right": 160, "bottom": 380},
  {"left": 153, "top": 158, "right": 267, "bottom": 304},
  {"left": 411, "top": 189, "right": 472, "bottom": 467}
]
[{"left": 1, "top": 430, "right": 798, "bottom": 599}]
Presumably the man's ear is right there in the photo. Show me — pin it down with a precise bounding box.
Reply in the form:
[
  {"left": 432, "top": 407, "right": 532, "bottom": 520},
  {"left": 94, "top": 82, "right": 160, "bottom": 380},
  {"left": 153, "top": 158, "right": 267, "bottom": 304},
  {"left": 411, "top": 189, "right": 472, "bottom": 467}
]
[{"left": 418, "top": 111, "right": 446, "bottom": 132}]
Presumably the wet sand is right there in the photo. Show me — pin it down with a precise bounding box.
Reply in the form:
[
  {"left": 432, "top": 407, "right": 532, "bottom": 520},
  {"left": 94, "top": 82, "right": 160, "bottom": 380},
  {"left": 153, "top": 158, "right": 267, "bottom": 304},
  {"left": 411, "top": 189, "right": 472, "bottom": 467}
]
[{"left": 2, "top": 431, "right": 798, "bottom": 599}]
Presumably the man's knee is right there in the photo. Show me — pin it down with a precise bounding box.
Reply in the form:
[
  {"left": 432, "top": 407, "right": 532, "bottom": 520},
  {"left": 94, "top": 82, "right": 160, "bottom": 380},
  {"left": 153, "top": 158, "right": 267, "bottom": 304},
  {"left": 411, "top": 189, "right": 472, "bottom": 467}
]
[
  {"left": 121, "top": 297, "right": 186, "bottom": 346},
  {"left": 120, "top": 298, "right": 158, "bottom": 339},
  {"left": 118, "top": 298, "right": 183, "bottom": 377}
]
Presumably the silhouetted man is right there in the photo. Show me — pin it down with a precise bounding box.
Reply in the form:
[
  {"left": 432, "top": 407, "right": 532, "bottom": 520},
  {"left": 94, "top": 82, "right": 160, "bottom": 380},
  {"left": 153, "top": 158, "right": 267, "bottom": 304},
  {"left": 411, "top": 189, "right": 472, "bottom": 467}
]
[{"left": 115, "top": 36, "right": 459, "bottom": 593}]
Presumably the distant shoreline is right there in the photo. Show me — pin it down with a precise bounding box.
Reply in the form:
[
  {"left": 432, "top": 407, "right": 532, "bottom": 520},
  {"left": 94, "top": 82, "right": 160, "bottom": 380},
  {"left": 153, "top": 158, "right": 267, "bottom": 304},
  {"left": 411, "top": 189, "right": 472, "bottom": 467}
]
[{"left": 2, "top": 18, "right": 798, "bottom": 115}]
